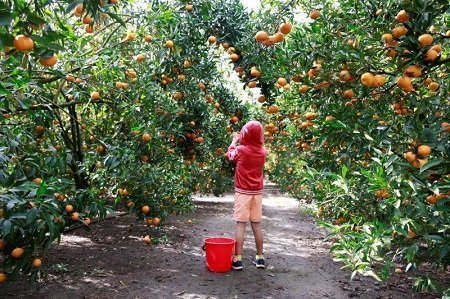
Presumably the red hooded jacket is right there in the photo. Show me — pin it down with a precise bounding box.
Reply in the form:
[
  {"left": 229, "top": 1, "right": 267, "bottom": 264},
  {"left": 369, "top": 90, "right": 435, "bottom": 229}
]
[{"left": 227, "top": 121, "right": 267, "bottom": 195}]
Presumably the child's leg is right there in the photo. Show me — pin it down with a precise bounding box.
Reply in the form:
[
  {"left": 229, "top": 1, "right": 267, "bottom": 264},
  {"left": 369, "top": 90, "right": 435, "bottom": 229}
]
[
  {"left": 234, "top": 221, "right": 246, "bottom": 257},
  {"left": 251, "top": 221, "right": 263, "bottom": 255}
]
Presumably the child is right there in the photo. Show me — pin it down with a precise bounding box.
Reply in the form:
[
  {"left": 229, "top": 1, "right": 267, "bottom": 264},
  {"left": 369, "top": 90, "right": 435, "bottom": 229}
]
[{"left": 227, "top": 120, "right": 267, "bottom": 270}]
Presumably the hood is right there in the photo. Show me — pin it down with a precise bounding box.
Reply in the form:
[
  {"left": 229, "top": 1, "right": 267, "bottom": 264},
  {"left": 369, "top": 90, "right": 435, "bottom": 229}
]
[{"left": 240, "top": 120, "right": 264, "bottom": 146}]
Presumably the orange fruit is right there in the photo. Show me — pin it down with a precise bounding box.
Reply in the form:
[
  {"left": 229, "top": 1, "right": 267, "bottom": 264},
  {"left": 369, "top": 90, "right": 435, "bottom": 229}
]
[
  {"left": 90, "top": 91, "right": 100, "bottom": 101},
  {"left": 441, "top": 122, "right": 450, "bottom": 132},
  {"left": 230, "top": 116, "right": 239, "bottom": 124},
  {"left": 267, "top": 105, "right": 279, "bottom": 114},
  {"left": 424, "top": 49, "right": 438, "bottom": 61},
  {"left": 292, "top": 75, "right": 301, "bottom": 82},
  {"left": 375, "top": 8, "right": 382, "bottom": 16},
  {"left": 144, "top": 34, "right": 152, "bottom": 42},
  {"left": 392, "top": 26, "right": 408, "bottom": 38},
  {"left": 141, "top": 205, "right": 150, "bottom": 214},
  {"left": 257, "top": 95, "right": 266, "bottom": 103},
  {"left": 279, "top": 22, "right": 292, "bottom": 35},
  {"left": 142, "top": 133, "right": 151, "bottom": 143},
  {"left": 182, "top": 60, "right": 191, "bottom": 69},
  {"left": 417, "top": 145, "right": 431, "bottom": 157},
  {"left": 404, "top": 65, "right": 422, "bottom": 78},
  {"left": 372, "top": 75, "right": 385, "bottom": 87},
  {"left": 13, "top": 35, "right": 34, "bottom": 52},
  {"left": 361, "top": 72, "right": 375, "bottom": 87},
  {"left": 397, "top": 76, "right": 413, "bottom": 92},
  {"left": 75, "top": 4, "right": 84, "bottom": 14},
  {"left": 309, "top": 9, "right": 321, "bottom": 19},
  {"left": 0, "top": 273, "right": 6, "bottom": 283},
  {"left": 230, "top": 53, "right": 239, "bottom": 61},
  {"left": 250, "top": 67, "right": 261, "bottom": 78},
  {"left": 428, "top": 82, "right": 439, "bottom": 91},
  {"left": 126, "top": 32, "right": 136, "bottom": 41},
  {"left": 185, "top": 4, "right": 193, "bottom": 11},
  {"left": 135, "top": 54, "right": 145, "bottom": 62},
  {"left": 82, "top": 15, "right": 92, "bottom": 24},
  {"left": 172, "top": 91, "right": 184, "bottom": 100},
  {"left": 404, "top": 151, "right": 416, "bottom": 163},
  {"left": 305, "top": 112, "right": 316, "bottom": 120},
  {"left": 430, "top": 44, "right": 441, "bottom": 53},
  {"left": 426, "top": 195, "right": 437, "bottom": 205},
  {"left": 198, "top": 82, "right": 206, "bottom": 90},
  {"left": 325, "top": 115, "right": 335, "bottom": 121},
  {"left": 66, "top": 74, "right": 76, "bottom": 82},
  {"left": 247, "top": 81, "right": 257, "bottom": 88},
  {"left": 71, "top": 212, "right": 79, "bottom": 221},
  {"left": 32, "top": 177, "right": 43, "bottom": 184},
  {"left": 208, "top": 36, "right": 217, "bottom": 44},
  {"left": 396, "top": 10, "right": 409, "bottom": 23},
  {"left": 407, "top": 229, "right": 416, "bottom": 239},
  {"left": 339, "top": 70, "right": 351, "bottom": 82},
  {"left": 343, "top": 89, "right": 355, "bottom": 99},
  {"left": 96, "top": 145, "right": 105, "bottom": 153},
  {"left": 144, "top": 235, "right": 152, "bottom": 244},
  {"left": 255, "top": 31, "right": 268, "bottom": 42},
  {"left": 11, "top": 247, "right": 24, "bottom": 258},
  {"left": 299, "top": 85, "right": 310, "bottom": 93},
  {"left": 272, "top": 32, "right": 284, "bottom": 43},
  {"left": 153, "top": 217, "right": 161, "bottom": 226},
  {"left": 85, "top": 24, "right": 94, "bottom": 33},
  {"left": 418, "top": 34, "right": 433, "bottom": 48},
  {"left": 277, "top": 77, "right": 288, "bottom": 86},
  {"left": 165, "top": 40, "right": 174, "bottom": 48},
  {"left": 381, "top": 33, "right": 393, "bottom": 43},
  {"left": 39, "top": 54, "right": 58, "bottom": 67},
  {"left": 65, "top": 204, "right": 73, "bottom": 212}
]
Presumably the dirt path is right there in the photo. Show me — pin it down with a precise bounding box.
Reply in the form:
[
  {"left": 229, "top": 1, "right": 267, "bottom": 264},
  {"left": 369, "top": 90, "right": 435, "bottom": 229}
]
[{"left": 0, "top": 190, "right": 436, "bottom": 298}]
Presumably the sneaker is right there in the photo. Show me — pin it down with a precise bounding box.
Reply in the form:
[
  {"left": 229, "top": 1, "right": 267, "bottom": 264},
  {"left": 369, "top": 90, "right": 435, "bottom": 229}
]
[
  {"left": 252, "top": 256, "right": 265, "bottom": 269},
  {"left": 232, "top": 259, "right": 243, "bottom": 270}
]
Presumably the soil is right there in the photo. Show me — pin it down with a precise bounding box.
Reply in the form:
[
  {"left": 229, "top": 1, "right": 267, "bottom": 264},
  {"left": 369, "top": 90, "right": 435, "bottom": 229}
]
[{"left": 0, "top": 187, "right": 443, "bottom": 298}]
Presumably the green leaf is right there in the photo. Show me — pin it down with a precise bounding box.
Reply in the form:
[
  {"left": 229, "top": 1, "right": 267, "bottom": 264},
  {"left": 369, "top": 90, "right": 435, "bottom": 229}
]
[
  {"left": 0, "top": 11, "right": 13, "bottom": 26},
  {"left": 107, "top": 12, "right": 126, "bottom": 27},
  {"left": 26, "top": 208, "right": 40, "bottom": 225},
  {"left": 2, "top": 219, "right": 12, "bottom": 237},
  {"left": 419, "top": 159, "right": 442, "bottom": 173}
]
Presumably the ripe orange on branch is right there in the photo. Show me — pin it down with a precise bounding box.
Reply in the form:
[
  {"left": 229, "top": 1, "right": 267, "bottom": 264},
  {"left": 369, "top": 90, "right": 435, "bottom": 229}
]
[
  {"left": 39, "top": 54, "right": 58, "bottom": 67},
  {"left": 208, "top": 36, "right": 217, "bottom": 44},
  {"left": 13, "top": 35, "right": 34, "bottom": 52},
  {"left": 309, "top": 10, "right": 321, "bottom": 19},
  {"left": 396, "top": 10, "right": 409, "bottom": 23},
  {"left": 417, "top": 145, "right": 431, "bottom": 157},
  {"left": 360, "top": 72, "right": 375, "bottom": 87},
  {"left": 142, "top": 205, "right": 150, "bottom": 214},
  {"left": 255, "top": 31, "right": 268, "bottom": 42},
  {"left": 11, "top": 247, "right": 24, "bottom": 258},
  {"left": 279, "top": 22, "right": 292, "bottom": 35},
  {"left": 91, "top": 91, "right": 100, "bottom": 100},
  {"left": 142, "top": 133, "right": 151, "bottom": 143},
  {"left": 32, "top": 258, "right": 42, "bottom": 267},
  {"left": 418, "top": 34, "right": 433, "bottom": 48}
]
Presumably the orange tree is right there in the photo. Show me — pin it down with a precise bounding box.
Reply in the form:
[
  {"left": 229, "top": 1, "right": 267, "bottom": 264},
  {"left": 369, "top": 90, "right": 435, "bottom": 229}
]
[
  {"left": 230, "top": 0, "right": 449, "bottom": 293},
  {"left": 0, "top": 0, "right": 258, "bottom": 282}
]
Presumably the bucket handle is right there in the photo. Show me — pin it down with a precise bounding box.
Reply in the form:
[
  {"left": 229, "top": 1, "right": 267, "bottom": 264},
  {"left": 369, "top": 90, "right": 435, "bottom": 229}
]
[{"left": 202, "top": 243, "right": 206, "bottom": 251}]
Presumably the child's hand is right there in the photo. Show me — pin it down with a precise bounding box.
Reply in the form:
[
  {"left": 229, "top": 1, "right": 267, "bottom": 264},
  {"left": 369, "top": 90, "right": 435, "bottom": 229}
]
[{"left": 232, "top": 132, "right": 240, "bottom": 143}]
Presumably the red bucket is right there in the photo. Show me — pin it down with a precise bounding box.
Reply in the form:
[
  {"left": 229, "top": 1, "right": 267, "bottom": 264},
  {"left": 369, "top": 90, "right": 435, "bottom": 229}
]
[{"left": 202, "top": 237, "right": 235, "bottom": 272}]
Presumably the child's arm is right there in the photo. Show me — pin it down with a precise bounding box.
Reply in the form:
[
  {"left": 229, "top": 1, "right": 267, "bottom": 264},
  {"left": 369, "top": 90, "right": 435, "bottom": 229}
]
[{"left": 227, "top": 132, "right": 240, "bottom": 161}]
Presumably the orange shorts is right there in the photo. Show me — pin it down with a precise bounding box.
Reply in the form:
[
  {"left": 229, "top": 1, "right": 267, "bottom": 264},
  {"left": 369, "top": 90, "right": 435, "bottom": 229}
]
[{"left": 233, "top": 192, "right": 263, "bottom": 222}]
